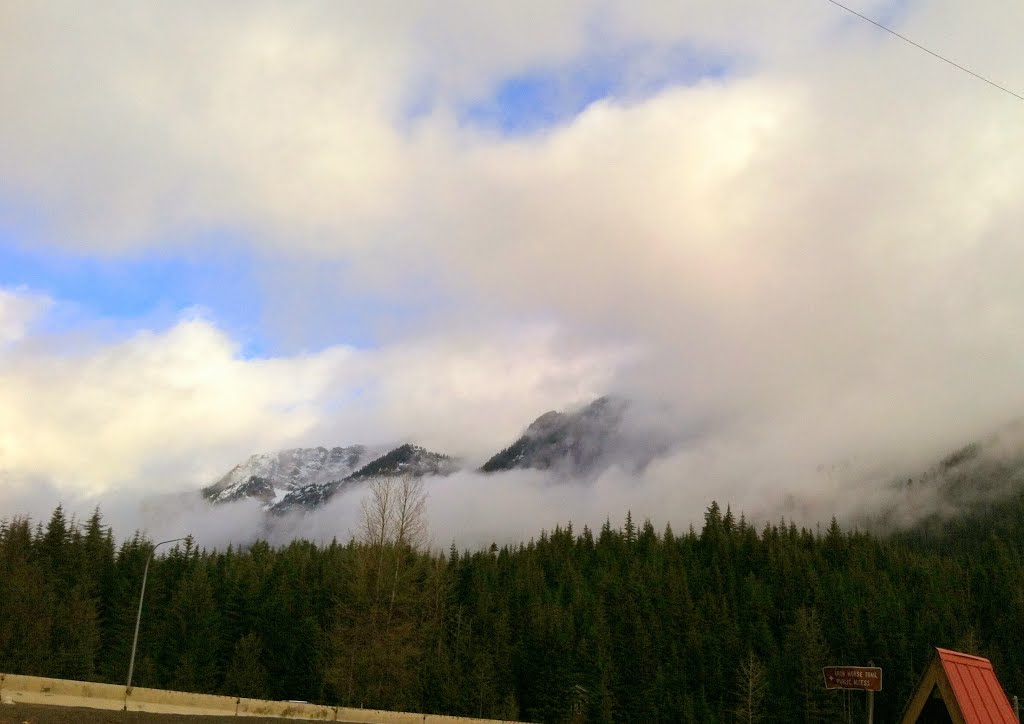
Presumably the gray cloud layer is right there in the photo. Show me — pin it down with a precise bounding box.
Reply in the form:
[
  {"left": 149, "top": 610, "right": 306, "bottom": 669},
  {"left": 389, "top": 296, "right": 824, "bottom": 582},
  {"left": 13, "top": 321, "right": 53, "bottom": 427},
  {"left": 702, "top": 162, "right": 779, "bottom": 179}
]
[{"left": 3, "top": 1, "right": 1024, "bottom": 541}]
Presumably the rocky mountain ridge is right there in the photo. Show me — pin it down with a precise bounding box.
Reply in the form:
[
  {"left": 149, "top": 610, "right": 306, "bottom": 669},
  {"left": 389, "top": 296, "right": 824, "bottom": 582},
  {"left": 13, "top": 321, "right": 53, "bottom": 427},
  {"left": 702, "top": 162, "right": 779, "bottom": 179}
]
[
  {"left": 204, "top": 396, "right": 636, "bottom": 514},
  {"left": 202, "top": 401, "right": 1024, "bottom": 529}
]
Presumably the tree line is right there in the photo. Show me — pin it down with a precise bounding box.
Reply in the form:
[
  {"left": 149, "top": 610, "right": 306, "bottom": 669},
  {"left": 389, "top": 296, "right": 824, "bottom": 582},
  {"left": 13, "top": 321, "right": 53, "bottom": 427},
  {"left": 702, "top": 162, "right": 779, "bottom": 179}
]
[{"left": 3, "top": 481, "right": 1024, "bottom": 723}]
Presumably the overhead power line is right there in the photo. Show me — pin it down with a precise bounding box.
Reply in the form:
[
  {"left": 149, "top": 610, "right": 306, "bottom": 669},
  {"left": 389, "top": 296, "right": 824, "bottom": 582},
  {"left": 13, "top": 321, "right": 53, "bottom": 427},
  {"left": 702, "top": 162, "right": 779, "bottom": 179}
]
[{"left": 824, "top": 0, "right": 1024, "bottom": 103}]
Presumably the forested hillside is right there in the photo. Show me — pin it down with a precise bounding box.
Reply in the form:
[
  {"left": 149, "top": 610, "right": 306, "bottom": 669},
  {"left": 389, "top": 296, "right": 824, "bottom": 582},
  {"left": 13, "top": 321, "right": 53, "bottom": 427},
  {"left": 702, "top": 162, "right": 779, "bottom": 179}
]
[{"left": 2, "top": 495, "right": 1024, "bottom": 723}]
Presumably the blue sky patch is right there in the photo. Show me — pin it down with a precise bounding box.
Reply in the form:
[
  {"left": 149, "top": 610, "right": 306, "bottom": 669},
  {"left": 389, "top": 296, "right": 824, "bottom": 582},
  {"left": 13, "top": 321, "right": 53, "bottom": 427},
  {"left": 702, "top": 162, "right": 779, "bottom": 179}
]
[
  {"left": 0, "top": 222, "right": 444, "bottom": 358},
  {"left": 0, "top": 226, "right": 272, "bottom": 357},
  {"left": 455, "top": 42, "right": 737, "bottom": 135}
]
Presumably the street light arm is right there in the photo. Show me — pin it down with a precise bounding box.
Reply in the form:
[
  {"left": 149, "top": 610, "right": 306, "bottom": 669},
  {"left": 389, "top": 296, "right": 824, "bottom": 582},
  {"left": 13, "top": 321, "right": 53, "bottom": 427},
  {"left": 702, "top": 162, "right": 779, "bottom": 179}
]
[{"left": 126, "top": 537, "right": 187, "bottom": 693}]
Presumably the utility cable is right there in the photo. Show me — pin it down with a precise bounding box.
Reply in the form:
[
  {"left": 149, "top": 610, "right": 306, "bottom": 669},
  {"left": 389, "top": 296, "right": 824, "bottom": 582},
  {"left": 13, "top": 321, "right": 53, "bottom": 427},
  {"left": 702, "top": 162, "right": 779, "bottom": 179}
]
[{"left": 824, "top": 0, "right": 1024, "bottom": 103}]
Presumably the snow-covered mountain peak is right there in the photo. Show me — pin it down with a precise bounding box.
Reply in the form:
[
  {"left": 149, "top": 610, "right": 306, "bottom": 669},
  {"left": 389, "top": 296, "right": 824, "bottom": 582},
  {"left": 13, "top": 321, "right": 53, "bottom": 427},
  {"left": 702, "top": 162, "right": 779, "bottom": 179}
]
[
  {"left": 202, "top": 445, "right": 369, "bottom": 505},
  {"left": 203, "top": 442, "right": 461, "bottom": 514}
]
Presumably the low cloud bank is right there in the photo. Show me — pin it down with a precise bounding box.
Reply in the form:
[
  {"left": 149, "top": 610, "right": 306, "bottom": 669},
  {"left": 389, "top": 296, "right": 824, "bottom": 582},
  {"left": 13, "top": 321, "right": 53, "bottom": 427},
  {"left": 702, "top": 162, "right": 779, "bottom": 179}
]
[{"left": 8, "top": 408, "right": 1016, "bottom": 553}]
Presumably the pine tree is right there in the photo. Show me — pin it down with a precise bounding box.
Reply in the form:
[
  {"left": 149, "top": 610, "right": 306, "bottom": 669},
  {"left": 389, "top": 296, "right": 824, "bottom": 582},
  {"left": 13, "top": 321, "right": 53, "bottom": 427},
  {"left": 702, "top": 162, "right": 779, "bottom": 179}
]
[
  {"left": 783, "top": 607, "right": 839, "bottom": 723},
  {"left": 224, "top": 633, "right": 270, "bottom": 698}
]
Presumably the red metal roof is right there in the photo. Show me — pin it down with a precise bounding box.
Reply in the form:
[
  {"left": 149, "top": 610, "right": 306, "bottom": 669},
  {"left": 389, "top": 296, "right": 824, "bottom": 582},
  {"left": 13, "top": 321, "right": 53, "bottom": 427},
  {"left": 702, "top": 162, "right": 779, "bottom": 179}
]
[{"left": 936, "top": 648, "right": 1017, "bottom": 724}]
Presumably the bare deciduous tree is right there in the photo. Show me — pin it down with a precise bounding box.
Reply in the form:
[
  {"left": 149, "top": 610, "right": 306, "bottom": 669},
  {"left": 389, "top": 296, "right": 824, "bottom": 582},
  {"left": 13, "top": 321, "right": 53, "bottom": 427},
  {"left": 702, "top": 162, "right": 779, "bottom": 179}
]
[
  {"left": 336, "top": 475, "right": 431, "bottom": 705},
  {"left": 734, "top": 650, "right": 767, "bottom": 724},
  {"left": 393, "top": 476, "right": 428, "bottom": 550},
  {"left": 359, "top": 476, "right": 428, "bottom": 550},
  {"left": 360, "top": 477, "right": 394, "bottom": 548}
]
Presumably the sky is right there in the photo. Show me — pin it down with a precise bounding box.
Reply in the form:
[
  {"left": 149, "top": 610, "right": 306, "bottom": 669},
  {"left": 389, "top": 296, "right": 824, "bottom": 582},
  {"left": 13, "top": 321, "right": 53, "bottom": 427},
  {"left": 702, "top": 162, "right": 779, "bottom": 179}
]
[{"left": 3, "top": 1, "right": 1024, "bottom": 545}]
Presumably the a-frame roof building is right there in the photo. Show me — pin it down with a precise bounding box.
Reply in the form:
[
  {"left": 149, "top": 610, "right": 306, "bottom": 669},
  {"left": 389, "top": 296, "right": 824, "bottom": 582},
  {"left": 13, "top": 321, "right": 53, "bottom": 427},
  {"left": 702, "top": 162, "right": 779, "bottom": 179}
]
[{"left": 901, "top": 648, "right": 1017, "bottom": 724}]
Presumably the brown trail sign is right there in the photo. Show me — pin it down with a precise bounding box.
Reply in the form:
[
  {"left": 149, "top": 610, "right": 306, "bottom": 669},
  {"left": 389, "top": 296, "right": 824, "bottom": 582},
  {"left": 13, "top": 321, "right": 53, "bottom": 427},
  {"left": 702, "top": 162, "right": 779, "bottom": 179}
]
[
  {"left": 824, "top": 666, "right": 883, "bottom": 692},
  {"left": 824, "top": 665, "right": 882, "bottom": 724}
]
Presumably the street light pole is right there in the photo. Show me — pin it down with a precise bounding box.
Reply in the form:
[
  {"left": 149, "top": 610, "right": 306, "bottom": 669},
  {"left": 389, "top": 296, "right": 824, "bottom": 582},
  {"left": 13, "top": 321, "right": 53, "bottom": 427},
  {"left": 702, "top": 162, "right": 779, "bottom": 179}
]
[{"left": 126, "top": 537, "right": 186, "bottom": 693}]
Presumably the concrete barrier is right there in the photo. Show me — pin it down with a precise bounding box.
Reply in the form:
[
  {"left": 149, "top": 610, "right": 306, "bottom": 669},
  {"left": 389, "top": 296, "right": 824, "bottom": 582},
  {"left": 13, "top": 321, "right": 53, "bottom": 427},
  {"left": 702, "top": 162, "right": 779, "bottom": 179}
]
[
  {"left": 425, "top": 716, "right": 529, "bottom": 724},
  {"left": 126, "top": 685, "right": 238, "bottom": 716},
  {"left": 336, "top": 707, "right": 424, "bottom": 723},
  {"left": 237, "top": 698, "right": 336, "bottom": 720},
  {"left": 0, "top": 673, "right": 531, "bottom": 723},
  {"left": 424, "top": 717, "right": 519, "bottom": 724},
  {"left": 0, "top": 673, "right": 125, "bottom": 710}
]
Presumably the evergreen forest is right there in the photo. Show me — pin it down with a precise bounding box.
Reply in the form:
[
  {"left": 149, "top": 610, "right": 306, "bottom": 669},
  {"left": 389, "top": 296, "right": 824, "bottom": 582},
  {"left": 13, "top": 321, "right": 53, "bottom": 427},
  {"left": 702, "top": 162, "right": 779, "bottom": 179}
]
[{"left": 3, "top": 490, "right": 1024, "bottom": 723}]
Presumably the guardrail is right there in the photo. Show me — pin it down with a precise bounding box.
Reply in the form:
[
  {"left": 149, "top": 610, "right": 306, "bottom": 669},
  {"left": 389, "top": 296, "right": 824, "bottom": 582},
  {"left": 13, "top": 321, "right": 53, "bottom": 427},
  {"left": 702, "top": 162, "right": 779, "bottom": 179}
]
[{"left": 0, "top": 673, "right": 526, "bottom": 723}]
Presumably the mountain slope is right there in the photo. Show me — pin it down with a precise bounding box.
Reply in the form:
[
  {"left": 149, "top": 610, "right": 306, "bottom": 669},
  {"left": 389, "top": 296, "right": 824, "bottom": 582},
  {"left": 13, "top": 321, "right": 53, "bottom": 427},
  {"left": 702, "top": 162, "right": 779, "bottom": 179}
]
[
  {"left": 481, "top": 396, "right": 637, "bottom": 475},
  {"left": 347, "top": 443, "right": 459, "bottom": 481},
  {"left": 860, "top": 419, "right": 1024, "bottom": 532}
]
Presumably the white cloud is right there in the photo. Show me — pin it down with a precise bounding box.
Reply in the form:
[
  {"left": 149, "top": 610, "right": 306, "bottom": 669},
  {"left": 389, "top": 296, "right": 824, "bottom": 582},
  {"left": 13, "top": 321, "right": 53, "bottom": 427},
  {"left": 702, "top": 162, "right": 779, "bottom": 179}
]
[
  {"left": 0, "top": 307, "right": 344, "bottom": 494},
  {"left": 309, "top": 325, "right": 629, "bottom": 460},
  {"left": 0, "top": 289, "right": 622, "bottom": 496},
  {"left": 0, "top": 0, "right": 976, "bottom": 249},
  {"left": 0, "top": 287, "right": 51, "bottom": 345}
]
